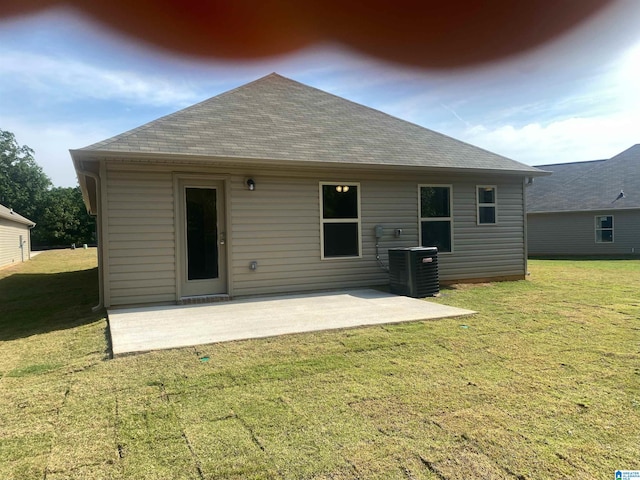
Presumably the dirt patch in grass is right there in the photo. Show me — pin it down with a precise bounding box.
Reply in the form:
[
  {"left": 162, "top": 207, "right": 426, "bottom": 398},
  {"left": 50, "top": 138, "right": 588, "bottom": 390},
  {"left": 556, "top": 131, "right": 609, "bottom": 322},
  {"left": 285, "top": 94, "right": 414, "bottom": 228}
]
[{"left": 1, "top": 253, "right": 638, "bottom": 479}]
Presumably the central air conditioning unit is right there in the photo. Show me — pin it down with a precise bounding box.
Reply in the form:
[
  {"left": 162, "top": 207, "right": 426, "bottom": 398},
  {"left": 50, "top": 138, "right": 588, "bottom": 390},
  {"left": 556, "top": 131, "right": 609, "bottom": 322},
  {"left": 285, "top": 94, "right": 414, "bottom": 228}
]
[{"left": 388, "top": 247, "right": 439, "bottom": 298}]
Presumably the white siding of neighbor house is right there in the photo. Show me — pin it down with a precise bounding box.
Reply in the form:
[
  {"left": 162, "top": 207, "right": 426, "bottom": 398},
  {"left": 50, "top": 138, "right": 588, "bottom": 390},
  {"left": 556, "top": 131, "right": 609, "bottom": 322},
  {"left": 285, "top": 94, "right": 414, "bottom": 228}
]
[
  {"left": 0, "top": 218, "right": 31, "bottom": 269},
  {"left": 528, "top": 210, "right": 640, "bottom": 256},
  {"left": 103, "top": 164, "right": 526, "bottom": 306}
]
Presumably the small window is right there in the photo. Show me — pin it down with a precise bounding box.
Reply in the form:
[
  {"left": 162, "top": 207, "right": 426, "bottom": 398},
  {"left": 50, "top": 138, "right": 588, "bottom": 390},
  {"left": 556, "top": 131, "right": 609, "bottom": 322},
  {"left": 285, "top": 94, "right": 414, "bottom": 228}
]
[
  {"left": 419, "top": 185, "right": 452, "bottom": 253},
  {"left": 595, "top": 215, "right": 614, "bottom": 243},
  {"left": 320, "top": 183, "right": 361, "bottom": 258},
  {"left": 477, "top": 186, "right": 497, "bottom": 224}
]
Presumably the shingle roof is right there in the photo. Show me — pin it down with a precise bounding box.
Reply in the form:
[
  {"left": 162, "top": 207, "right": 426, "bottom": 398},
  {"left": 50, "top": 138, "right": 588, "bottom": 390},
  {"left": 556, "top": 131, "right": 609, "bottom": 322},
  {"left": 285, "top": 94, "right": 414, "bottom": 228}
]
[
  {"left": 527, "top": 144, "right": 640, "bottom": 213},
  {"left": 76, "top": 73, "right": 541, "bottom": 174},
  {"left": 0, "top": 203, "right": 35, "bottom": 226}
]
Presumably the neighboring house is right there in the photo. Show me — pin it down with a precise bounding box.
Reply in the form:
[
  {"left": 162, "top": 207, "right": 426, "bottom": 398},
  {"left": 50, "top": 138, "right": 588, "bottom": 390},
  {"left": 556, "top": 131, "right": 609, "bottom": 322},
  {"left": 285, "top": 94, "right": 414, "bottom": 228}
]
[
  {"left": 527, "top": 145, "right": 640, "bottom": 257},
  {"left": 0, "top": 203, "right": 35, "bottom": 269},
  {"left": 71, "top": 73, "right": 544, "bottom": 308}
]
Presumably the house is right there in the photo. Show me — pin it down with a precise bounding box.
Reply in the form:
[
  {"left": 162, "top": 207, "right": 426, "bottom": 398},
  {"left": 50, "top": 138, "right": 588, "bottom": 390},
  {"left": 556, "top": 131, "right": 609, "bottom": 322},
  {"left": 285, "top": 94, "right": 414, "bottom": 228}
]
[
  {"left": 527, "top": 145, "right": 640, "bottom": 257},
  {"left": 71, "top": 73, "right": 545, "bottom": 308},
  {"left": 0, "top": 204, "right": 35, "bottom": 269}
]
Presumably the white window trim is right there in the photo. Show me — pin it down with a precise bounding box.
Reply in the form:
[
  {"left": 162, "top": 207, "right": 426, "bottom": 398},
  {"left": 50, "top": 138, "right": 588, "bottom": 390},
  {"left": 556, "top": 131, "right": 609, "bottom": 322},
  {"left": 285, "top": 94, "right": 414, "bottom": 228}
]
[
  {"left": 477, "top": 185, "right": 498, "bottom": 225},
  {"left": 594, "top": 215, "right": 614, "bottom": 243},
  {"left": 418, "top": 184, "right": 454, "bottom": 254},
  {"left": 319, "top": 182, "right": 362, "bottom": 260}
]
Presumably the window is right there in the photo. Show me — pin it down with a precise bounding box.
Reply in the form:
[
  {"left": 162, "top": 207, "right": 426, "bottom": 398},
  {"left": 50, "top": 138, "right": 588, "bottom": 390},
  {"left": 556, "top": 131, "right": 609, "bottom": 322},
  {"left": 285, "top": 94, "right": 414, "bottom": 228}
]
[
  {"left": 477, "top": 186, "right": 497, "bottom": 224},
  {"left": 419, "top": 185, "right": 452, "bottom": 253},
  {"left": 595, "top": 215, "right": 614, "bottom": 243},
  {"left": 320, "top": 183, "right": 361, "bottom": 258},
  {"left": 185, "top": 187, "right": 219, "bottom": 280}
]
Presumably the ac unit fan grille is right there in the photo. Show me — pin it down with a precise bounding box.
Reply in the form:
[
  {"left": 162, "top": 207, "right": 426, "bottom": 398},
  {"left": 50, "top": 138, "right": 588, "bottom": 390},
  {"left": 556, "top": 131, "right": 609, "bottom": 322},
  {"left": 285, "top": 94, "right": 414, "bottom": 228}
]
[{"left": 388, "top": 247, "right": 439, "bottom": 298}]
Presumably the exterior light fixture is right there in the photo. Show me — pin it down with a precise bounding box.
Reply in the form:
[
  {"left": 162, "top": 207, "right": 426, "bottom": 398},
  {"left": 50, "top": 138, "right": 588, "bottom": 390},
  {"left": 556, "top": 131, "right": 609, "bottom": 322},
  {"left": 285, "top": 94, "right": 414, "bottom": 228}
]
[
  {"left": 336, "top": 185, "right": 350, "bottom": 193},
  {"left": 247, "top": 178, "right": 256, "bottom": 191}
]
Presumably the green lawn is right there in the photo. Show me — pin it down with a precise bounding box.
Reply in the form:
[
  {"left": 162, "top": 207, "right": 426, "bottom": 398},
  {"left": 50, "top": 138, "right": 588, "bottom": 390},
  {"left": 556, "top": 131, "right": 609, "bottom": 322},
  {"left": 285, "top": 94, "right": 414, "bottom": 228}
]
[{"left": 1, "top": 251, "right": 638, "bottom": 479}]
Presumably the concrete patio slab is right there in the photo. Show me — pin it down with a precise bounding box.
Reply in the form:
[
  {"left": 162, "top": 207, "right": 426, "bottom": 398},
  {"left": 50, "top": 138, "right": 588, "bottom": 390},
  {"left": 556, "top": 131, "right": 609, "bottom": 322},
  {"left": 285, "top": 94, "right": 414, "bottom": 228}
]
[{"left": 107, "top": 289, "right": 476, "bottom": 356}]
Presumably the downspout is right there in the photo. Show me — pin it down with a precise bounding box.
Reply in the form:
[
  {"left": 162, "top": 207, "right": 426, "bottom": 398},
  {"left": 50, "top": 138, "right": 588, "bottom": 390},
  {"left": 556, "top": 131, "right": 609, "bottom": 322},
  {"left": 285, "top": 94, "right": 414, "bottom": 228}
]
[
  {"left": 375, "top": 241, "right": 390, "bottom": 272},
  {"left": 76, "top": 168, "right": 104, "bottom": 312},
  {"left": 374, "top": 225, "right": 390, "bottom": 272}
]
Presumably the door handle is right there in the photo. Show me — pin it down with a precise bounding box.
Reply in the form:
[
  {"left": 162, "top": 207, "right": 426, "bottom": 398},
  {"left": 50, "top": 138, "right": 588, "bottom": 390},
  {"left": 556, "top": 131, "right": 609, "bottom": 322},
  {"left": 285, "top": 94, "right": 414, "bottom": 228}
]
[{"left": 219, "top": 231, "right": 225, "bottom": 245}]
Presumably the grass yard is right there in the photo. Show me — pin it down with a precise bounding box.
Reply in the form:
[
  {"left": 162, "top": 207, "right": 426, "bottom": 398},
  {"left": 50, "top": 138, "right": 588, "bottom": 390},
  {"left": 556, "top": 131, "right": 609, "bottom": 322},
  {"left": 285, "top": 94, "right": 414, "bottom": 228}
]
[{"left": 1, "top": 250, "right": 638, "bottom": 479}]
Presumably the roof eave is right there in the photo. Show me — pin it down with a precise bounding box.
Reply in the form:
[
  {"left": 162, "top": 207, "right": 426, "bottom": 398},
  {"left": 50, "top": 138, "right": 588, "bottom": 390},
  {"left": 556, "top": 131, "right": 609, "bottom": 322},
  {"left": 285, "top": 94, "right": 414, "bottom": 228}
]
[
  {"left": 71, "top": 152, "right": 99, "bottom": 215},
  {"left": 70, "top": 149, "right": 547, "bottom": 177},
  {"left": 528, "top": 206, "right": 640, "bottom": 214},
  {"left": 0, "top": 212, "right": 35, "bottom": 226}
]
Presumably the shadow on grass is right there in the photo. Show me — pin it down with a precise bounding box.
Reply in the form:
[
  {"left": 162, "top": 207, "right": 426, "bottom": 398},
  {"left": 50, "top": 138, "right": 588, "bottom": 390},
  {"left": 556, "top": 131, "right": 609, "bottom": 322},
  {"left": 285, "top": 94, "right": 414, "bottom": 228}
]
[{"left": 0, "top": 267, "right": 104, "bottom": 342}]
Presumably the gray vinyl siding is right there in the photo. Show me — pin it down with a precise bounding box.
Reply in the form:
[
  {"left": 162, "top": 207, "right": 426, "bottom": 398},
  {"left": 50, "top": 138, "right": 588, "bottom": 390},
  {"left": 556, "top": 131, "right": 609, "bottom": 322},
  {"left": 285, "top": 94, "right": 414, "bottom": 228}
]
[
  {"left": 443, "top": 180, "right": 525, "bottom": 280},
  {"left": 0, "top": 218, "right": 31, "bottom": 268},
  {"left": 105, "top": 168, "right": 176, "bottom": 306},
  {"left": 230, "top": 173, "right": 525, "bottom": 296},
  {"left": 230, "top": 176, "right": 384, "bottom": 296},
  {"left": 103, "top": 164, "right": 526, "bottom": 305},
  {"left": 528, "top": 210, "right": 640, "bottom": 256}
]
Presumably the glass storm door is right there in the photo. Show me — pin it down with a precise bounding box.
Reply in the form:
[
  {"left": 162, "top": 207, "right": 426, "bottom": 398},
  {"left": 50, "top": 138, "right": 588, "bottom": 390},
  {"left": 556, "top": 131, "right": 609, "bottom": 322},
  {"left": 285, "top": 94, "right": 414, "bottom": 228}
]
[{"left": 180, "top": 182, "right": 226, "bottom": 297}]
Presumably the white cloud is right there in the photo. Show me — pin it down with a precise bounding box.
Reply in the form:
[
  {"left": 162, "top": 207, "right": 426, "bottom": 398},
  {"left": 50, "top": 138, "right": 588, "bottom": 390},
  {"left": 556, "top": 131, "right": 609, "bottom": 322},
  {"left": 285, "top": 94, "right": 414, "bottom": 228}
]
[
  {"left": 463, "top": 111, "right": 640, "bottom": 165},
  {"left": 0, "top": 50, "right": 201, "bottom": 107},
  {"left": 460, "top": 37, "right": 640, "bottom": 165}
]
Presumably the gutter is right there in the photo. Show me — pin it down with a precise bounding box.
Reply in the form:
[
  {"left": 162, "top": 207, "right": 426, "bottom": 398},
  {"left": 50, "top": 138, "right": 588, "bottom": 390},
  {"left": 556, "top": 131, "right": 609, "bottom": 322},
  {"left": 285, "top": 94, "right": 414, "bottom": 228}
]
[{"left": 528, "top": 206, "right": 640, "bottom": 214}]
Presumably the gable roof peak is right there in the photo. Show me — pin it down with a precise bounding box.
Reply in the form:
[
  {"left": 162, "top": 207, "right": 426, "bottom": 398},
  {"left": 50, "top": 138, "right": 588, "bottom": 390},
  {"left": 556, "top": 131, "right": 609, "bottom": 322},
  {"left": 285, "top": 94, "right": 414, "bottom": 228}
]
[
  {"left": 73, "top": 73, "right": 541, "bottom": 175},
  {"left": 609, "top": 143, "right": 640, "bottom": 160}
]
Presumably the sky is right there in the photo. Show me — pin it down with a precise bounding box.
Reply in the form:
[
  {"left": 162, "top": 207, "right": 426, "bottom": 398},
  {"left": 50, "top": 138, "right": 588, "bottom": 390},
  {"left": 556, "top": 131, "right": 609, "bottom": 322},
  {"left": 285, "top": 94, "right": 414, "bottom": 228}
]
[{"left": 1, "top": 2, "right": 640, "bottom": 188}]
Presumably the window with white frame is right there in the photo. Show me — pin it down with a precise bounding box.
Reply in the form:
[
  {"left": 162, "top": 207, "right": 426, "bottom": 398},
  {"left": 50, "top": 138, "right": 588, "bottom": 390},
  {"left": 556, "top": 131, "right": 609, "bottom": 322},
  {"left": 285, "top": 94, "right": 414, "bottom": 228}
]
[
  {"left": 595, "top": 215, "right": 614, "bottom": 243},
  {"left": 419, "top": 185, "right": 452, "bottom": 253},
  {"left": 477, "top": 186, "right": 497, "bottom": 224},
  {"left": 320, "top": 183, "right": 361, "bottom": 258}
]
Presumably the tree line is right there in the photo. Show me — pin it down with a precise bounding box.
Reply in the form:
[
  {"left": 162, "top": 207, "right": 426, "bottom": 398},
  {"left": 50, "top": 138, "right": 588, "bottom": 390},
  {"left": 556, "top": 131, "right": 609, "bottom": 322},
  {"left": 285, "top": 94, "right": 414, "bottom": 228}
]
[{"left": 1, "top": 129, "right": 95, "bottom": 248}]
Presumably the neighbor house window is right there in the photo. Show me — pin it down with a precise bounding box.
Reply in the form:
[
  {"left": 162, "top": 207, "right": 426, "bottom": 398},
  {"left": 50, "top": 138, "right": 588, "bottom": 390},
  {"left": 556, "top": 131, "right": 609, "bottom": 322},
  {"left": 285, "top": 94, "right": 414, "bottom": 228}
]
[
  {"left": 595, "top": 215, "right": 614, "bottom": 243},
  {"left": 419, "top": 185, "right": 452, "bottom": 253},
  {"left": 320, "top": 183, "right": 361, "bottom": 258},
  {"left": 477, "top": 186, "right": 497, "bottom": 224}
]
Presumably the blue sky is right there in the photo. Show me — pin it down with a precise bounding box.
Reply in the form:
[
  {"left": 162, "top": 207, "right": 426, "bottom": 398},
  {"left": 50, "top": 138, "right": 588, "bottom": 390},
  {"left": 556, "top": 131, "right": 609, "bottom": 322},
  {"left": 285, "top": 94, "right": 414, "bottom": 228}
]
[{"left": 1, "top": 2, "right": 640, "bottom": 187}]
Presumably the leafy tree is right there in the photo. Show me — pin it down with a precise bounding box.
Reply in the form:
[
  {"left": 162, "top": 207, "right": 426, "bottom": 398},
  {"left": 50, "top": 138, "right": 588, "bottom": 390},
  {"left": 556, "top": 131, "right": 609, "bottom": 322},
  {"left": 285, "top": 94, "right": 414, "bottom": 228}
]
[
  {"left": 1, "top": 129, "right": 95, "bottom": 248},
  {"left": 32, "top": 187, "right": 95, "bottom": 247},
  {"left": 0, "top": 129, "right": 51, "bottom": 220}
]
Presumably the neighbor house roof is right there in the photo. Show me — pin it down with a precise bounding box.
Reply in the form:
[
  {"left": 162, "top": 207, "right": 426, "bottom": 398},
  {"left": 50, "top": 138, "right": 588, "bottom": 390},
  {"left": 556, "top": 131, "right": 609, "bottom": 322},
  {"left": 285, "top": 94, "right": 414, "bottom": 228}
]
[
  {"left": 0, "top": 204, "right": 35, "bottom": 226},
  {"left": 527, "top": 144, "right": 640, "bottom": 213},
  {"left": 72, "top": 73, "right": 542, "bottom": 175}
]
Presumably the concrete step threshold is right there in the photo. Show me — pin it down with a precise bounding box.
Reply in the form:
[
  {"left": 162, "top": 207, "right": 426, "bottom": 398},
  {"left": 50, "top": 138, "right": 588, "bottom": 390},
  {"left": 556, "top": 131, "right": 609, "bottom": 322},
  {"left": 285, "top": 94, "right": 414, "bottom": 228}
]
[{"left": 177, "top": 294, "right": 231, "bottom": 305}]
